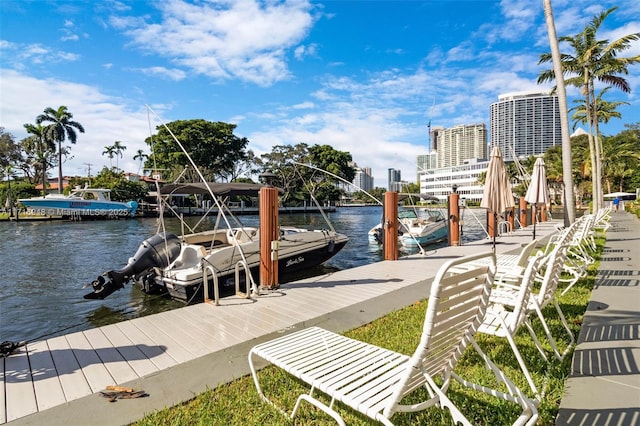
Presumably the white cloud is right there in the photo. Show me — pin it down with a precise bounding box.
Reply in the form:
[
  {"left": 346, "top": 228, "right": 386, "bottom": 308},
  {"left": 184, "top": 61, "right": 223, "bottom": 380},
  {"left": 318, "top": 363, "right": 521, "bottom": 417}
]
[
  {"left": 110, "top": 0, "right": 316, "bottom": 86},
  {"left": 0, "top": 69, "right": 158, "bottom": 176},
  {"left": 134, "top": 66, "right": 187, "bottom": 81}
]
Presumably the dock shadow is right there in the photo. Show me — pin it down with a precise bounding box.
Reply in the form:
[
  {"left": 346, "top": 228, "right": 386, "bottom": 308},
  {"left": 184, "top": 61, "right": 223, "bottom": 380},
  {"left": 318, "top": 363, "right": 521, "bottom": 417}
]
[
  {"left": 3, "top": 344, "right": 168, "bottom": 383},
  {"left": 556, "top": 407, "right": 640, "bottom": 425}
]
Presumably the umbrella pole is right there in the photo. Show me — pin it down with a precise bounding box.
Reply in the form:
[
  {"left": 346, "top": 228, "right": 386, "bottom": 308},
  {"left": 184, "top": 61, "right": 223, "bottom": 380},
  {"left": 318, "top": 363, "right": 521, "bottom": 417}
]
[
  {"left": 493, "top": 212, "right": 497, "bottom": 250},
  {"left": 532, "top": 205, "right": 537, "bottom": 239}
]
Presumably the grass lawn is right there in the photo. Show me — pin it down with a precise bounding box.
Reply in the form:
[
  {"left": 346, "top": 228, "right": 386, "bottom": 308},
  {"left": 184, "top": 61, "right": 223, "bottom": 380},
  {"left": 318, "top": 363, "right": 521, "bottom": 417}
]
[{"left": 135, "top": 236, "right": 603, "bottom": 425}]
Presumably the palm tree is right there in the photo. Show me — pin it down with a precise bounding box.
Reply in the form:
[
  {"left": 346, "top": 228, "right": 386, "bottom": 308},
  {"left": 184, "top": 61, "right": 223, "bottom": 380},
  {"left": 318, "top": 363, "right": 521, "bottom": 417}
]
[
  {"left": 102, "top": 145, "right": 116, "bottom": 168},
  {"left": 538, "top": 6, "right": 640, "bottom": 211},
  {"left": 569, "top": 87, "right": 629, "bottom": 130},
  {"left": 133, "top": 149, "right": 148, "bottom": 176},
  {"left": 542, "top": 0, "right": 576, "bottom": 225},
  {"left": 112, "top": 140, "right": 127, "bottom": 171},
  {"left": 36, "top": 106, "right": 85, "bottom": 194},
  {"left": 24, "top": 123, "right": 55, "bottom": 196}
]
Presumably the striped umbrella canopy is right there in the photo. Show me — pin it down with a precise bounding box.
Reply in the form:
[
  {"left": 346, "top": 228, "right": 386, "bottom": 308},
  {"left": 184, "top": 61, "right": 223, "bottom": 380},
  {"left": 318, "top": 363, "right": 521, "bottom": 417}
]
[
  {"left": 524, "top": 157, "right": 550, "bottom": 238},
  {"left": 481, "top": 146, "right": 514, "bottom": 214},
  {"left": 525, "top": 157, "right": 550, "bottom": 205},
  {"left": 481, "top": 147, "right": 514, "bottom": 247}
]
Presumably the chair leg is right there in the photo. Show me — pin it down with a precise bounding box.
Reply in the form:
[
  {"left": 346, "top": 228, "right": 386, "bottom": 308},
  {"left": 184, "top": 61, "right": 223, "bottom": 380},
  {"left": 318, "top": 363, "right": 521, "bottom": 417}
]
[
  {"left": 502, "top": 326, "right": 541, "bottom": 400},
  {"left": 532, "top": 300, "right": 574, "bottom": 361},
  {"left": 455, "top": 338, "right": 539, "bottom": 426},
  {"left": 292, "top": 393, "right": 346, "bottom": 426}
]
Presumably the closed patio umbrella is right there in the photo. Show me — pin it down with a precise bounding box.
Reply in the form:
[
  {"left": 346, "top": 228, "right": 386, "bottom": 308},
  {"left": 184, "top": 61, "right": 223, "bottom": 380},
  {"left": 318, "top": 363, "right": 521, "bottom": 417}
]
[
  {"left": 480, "top": 146, "right": 514, "bottom": 249},
  {"left": 524, "top": 157, "right": 550, "bottom": 239}
]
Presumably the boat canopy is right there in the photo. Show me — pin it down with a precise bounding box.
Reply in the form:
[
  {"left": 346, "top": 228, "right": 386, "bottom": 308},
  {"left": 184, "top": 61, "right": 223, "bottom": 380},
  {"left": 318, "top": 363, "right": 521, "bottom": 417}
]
[{"left": 160, "top": 182, "right": 283, "bottom": 197}]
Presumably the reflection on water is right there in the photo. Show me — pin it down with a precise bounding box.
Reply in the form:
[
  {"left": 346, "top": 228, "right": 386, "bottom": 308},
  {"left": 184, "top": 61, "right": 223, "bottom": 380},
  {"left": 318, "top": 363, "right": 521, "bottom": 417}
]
[{"left": 0, "top": 206, "right": 488, "bottom": 343}]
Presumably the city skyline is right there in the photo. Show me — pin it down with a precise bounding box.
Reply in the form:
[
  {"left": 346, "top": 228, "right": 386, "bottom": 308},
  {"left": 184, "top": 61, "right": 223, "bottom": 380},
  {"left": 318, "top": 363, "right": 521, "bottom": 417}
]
[{"left": 1, "top": 1, "right": 638, "bottom": 186}]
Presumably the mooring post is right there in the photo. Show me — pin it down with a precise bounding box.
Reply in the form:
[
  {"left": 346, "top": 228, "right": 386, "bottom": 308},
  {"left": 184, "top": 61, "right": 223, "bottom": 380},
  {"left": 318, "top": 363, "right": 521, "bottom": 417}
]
[
  {"left": 507, "top": 207, "right": 515, "bottom": 233},
  {"left": 448, "top": 191, "right": 460, "bottom": 246},
  {"left": 383, "top": 192, "right": 398, "bottom": 260},
  {"left": 519, "top": 196, "right": 527, "bottom": 228},
  {"left": 259, "top": 186, "right": 279, "bottom": 289},
  {"left": 486, "top": 209, "right": 497, "bottom": 240}
]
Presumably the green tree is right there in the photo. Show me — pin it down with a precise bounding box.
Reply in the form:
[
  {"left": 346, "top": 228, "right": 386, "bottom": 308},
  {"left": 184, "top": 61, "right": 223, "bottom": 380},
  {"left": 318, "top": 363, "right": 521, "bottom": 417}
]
[
  {"left": 601, "top": 131, "right": 640, "bottom": 193},
  {"left": 259, "top": 143, "right": 355, "bottom": 206},
  {"left": 36, "top": 106, "right": 85, "bottom": 194},
  {"left": 145, "top": 120, "right": 249, "bottom": 182},
  {"left": 0, "top": 128, "right": 22, "bottom": 170},
  {"left": 133, "top": 149, "right": 148, "bottom": 176},
  {"left": 102, "top": 145, "right": 116, "bottom": 168},
  {"left": 112, "top": 140, "right": 127, "bottom": 171},
  {"left": 538, "top": 6, "right": 640, "bottom": 211},
  {"left": 90, "top": 167, "right": 148, "bottom": 202},
  {"left": 259, "top": 143, "right": 311, "bottom": 205},
  {"left": 24, "top": 123, "right": 55, "bottom": 195},
  {"left": 569, "top": 87, "right": 628, "bottom": 129}
]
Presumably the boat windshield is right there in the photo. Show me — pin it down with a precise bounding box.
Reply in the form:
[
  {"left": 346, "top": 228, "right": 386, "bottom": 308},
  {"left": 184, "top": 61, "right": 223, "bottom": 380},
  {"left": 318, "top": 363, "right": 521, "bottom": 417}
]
[{"left": 398, "top": 210, "right": 418, "bottom": 220}]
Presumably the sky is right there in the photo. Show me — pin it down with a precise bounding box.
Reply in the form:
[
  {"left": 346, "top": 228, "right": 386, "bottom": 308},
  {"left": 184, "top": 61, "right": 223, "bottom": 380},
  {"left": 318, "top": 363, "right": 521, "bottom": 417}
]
[{"left": 1, "top": 0, "right": 639, "bottom": 187}]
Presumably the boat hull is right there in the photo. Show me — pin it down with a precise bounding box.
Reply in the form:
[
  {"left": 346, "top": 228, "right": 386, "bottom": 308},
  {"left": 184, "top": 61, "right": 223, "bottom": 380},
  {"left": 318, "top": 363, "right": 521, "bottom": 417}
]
[
  {"left": 141, "top": 229, "right": 349, "bottom": 304},
  {"left": 19, "top": 199, "right": 137, "bottom": 217},
  {"left": 399, "top": 222, "right": 448, "bottom": 247},
  {"left": 162, "top": 238, "right": 348, "bottom": 304}
]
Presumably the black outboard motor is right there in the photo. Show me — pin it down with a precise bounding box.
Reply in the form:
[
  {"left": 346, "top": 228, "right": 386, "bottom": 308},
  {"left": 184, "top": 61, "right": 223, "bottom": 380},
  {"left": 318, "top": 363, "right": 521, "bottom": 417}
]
[{"left": 84, "top": 232, "right": 182, "bottom": 300}]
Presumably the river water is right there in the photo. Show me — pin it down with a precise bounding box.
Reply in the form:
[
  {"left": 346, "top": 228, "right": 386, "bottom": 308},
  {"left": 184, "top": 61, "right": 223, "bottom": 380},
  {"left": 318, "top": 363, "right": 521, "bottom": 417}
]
[{"left": 0, "top": 206, "right": 489, "bottom": 344}]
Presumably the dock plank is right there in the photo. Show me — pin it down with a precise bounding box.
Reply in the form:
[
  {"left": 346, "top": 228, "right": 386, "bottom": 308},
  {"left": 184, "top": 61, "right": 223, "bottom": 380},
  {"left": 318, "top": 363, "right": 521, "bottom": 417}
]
[
  {"left": 141, "top": 311, "right": 214, "bottom": 358},
  {"left": 3, "top": 347, "right": 37, "bottom": 422},
  {"left": 27, "top": 340, "right": 66, "bottom": 412},
  {"left": 114, "top": 321, "right": 178, "bottom": 371},
  {"left": 0, "top": 358, "right": 5, "bottom": 424},
  {"left": 65, "top": 331, "right": 115, "bottom": 393},
  {"left": 130, "top": 317, "right": 196, "bottom": 364},
  {"left": 47, "top": 335, "right": 92, "bottom": 401},
  {"left": 82, "top": 328, "right": 139, "bottom": 385},
  {"left": 99, "top": 324, "right": 159, "bottom": 378}
]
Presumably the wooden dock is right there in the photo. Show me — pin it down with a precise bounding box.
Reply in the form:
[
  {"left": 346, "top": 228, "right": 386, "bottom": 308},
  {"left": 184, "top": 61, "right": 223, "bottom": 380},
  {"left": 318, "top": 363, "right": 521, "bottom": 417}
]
[{"left": 1, "top": 221, "right": 560, "bottom": 425}]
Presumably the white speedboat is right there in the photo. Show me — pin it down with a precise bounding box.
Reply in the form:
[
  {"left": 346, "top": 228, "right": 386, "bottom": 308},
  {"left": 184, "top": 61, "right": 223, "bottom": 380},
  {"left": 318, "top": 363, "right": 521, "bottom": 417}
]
[
  {"left": 369, "top": 208, "right": 448, "bottom": 248},
  {"left": 19, "top": 186, "right": 138, "bottom": 218},
  {"left": 84, "top": 182, "right": 348, "bottom": 304}
]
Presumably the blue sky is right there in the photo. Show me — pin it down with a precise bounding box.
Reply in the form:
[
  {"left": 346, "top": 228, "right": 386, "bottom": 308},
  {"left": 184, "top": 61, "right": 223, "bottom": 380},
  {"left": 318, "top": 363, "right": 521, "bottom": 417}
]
[{"left": 1, "top": 0, "right": 639, "bottom": 187}]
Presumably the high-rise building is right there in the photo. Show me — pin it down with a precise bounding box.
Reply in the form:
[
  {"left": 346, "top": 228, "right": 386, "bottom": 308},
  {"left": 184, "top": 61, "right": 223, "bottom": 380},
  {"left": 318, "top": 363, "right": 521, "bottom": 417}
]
[
  {"left": 352, "top": 166, "right": 374, "bottom": 192},
  {"left": 429, "top": 125, "right": 444, "bottom": 152},
  {"left": 490, "top": 91, "right": 562, "bottom": 162},
  {"left": 435, "top": 123, "right": 488, "bottom": 168},
  {"left": 388, "top": 168, "right": 401, "bottom": 191}
]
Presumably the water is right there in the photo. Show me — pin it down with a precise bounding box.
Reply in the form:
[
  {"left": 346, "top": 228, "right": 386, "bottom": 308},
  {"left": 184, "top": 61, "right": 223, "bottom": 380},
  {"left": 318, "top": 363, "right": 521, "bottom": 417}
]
[{"left": 0, "top": 206, "right": 488, "bottom": 343}]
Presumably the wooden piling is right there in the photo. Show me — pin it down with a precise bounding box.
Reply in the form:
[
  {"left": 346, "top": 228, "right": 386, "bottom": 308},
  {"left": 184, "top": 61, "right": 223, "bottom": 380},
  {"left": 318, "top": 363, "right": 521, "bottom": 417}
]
[
  {"left": 259, "top": 187, "right": 279, "bottom": 289},
  {"left": 519, "top": 196, "right": 527, "bottom": 228},
  {"left": 383, "top": 192, "right": 398, "bottom": 260},
  {"left": 448, "top": 193, "right": 460, "bottom": 246}
]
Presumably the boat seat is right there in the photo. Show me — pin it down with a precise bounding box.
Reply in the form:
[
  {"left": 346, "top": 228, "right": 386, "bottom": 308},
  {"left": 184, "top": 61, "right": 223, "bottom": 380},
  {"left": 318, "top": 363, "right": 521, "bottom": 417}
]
[{"left": 174, "top": 245, "right": 206, "bottom": 268}]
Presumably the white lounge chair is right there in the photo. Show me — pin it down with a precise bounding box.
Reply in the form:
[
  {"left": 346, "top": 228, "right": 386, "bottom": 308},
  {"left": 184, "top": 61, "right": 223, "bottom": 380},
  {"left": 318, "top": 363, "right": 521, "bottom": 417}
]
[
  {"left": 478, "top": 252, "right": 547, "bottom": 399},
  {"left": 249, "top": 251, "right": 538, "bottom": 426},
  {"left": 492, "top": 236, "right": 576, "bottom": 364}
]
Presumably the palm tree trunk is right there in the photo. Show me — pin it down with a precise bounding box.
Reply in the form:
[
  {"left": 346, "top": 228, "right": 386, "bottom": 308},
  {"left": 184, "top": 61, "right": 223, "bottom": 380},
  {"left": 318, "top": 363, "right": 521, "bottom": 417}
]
[
  {"left": 543, "top": 0, "right": 576, "bottom": 225},
  {"left": 40, "top": 136, "right": 47, "bottom": 197},
  {"left": 592, "top": 90, "right": 604, "bottom": 210},
  {"left": 58, "top": 140, "right": 63, "bottom": 194},
  {"left": 583, "top": 75, "right": 599, "bottom": 212}
]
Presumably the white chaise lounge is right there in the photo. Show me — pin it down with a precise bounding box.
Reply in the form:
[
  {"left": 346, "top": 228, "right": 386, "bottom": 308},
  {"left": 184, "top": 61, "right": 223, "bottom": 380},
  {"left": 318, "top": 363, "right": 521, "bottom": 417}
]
[{"left": 249, "top": 251, "right": 538, "bottom": 425}]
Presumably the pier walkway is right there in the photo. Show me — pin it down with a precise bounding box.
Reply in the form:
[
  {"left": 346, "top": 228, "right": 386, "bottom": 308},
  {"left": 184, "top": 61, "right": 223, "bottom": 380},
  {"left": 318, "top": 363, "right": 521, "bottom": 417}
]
[
  {"left": 1, "top": 219, "right": 562, "bottom": 425},
  {"left": 556, "top": 211, "right": 640, "bottom": 425}
]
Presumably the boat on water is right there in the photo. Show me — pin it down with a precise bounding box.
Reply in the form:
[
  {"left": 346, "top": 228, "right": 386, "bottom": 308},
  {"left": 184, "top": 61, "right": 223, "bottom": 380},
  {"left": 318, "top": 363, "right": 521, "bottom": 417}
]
[
  {"left": 368, "top": 208, "right": 448, "bottom": 248},
  {"left": 84, "top": 182, "right": 349, "bottom": 304},
  {"left": 19, "top": 186, "right": 138, "bottom": 218}
]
